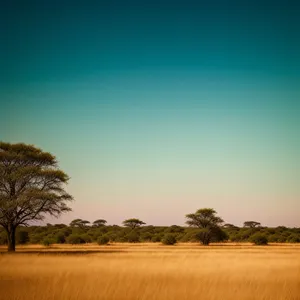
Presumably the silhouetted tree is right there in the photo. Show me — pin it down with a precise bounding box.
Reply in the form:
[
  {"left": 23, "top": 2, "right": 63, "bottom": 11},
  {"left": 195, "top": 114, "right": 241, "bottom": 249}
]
[
  {"left": 122, "top": 218, "right": 145, "bottom": 229},
  {"left": 69, "top": 219, "right": 90, "bottom": 229},
  {"left": 93, "top": 219, "right": 107, "bottom": 227},
  {"left": 185, "top": 208, "right": 225, "bottom": 245},
  {"left": 0, "top": 142, "right": 73, "bottom": 251},
  {"left": 243, "top": 221, "right": 261, "bottom": 228}
]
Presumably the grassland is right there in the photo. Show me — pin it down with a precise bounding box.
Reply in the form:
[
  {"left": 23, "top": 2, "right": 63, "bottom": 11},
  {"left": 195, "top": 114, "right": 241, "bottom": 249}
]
[{"left": 0, "top": 243, "right": 300, "bottom": 300}]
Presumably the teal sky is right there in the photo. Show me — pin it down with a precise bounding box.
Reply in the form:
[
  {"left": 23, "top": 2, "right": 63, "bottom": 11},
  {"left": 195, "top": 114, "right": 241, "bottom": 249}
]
[{"left": 1, "top": 1, "right": 300, "bottom": 226}]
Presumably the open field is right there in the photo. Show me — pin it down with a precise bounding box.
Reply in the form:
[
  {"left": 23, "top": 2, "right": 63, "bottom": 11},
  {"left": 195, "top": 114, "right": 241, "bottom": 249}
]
[{"left": 1, "top": 243, "right": 300, "bottom": 300}]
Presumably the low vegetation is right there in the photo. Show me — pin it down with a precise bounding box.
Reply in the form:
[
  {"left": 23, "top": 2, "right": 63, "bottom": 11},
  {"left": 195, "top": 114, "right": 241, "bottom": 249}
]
[{"left": 1, "top": 220, "right": 299, "bottom": 247}]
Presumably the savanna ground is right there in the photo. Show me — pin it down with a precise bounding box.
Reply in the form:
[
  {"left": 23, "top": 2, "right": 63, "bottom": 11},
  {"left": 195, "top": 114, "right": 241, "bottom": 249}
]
[{"left": 0, "top": 243, "right": 300, "bottom": 300}]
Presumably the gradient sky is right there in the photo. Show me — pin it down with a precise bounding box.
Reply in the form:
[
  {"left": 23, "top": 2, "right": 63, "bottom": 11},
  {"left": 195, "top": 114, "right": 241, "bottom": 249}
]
[{"left": 1, "top": 0, "right": 300, "bottom": 227}]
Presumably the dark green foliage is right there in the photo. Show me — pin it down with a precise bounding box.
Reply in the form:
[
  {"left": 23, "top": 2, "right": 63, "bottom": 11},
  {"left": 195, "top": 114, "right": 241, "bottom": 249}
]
[
  {"left": 42, "top": 238, "right": 54, "bottom": 247},
  {"left": 97, "top": 235, "right": 109, "bottom": 245},
  {"left": 140, "top": 232, "right": 152, "bottom": 242},
  {"left": 126, "top": 231, "right": 140, "bottom": 243},
  {"left": 185, "top": 208, "right": 225, "bottom": 245},
  {"left": 70, "top": 219, "right": 90, "bottom": 228},
  {"left": 151, "top": 235, "right": 162, "bottom": 242},
  {"left": 30, "top": 233, "right": 44, "bottom": 244},
  {"left": 194, "top": 228, "right": 211, "bottom": 245},
  {"left": 250, "top": 233, "right": 268, "bottom": 245},
  {"left": 55, "top": 233, "right": 66, "bottom": 244},
  {"left": 93, "top": 219, "right": 107, "bottom": 227},
  {"left": 2, "top": 216, "right": 299, "bottom": 246},
  {"left": 287, "top": 234, "right": 300, "bottom": 243},
  {"left": 80, "top": 234, "right": 92, "bottom": 243},
  {"left": 243, "top": 221, "right": 261, "bottom": 228},
  {"left": 122, "top": 218, "right": 146, "bottom": 229},
  {"left": 16, "top": 230, "right": 29, "bottom": 245},
  {"left": 166, "top": 225, "right": 184, "bottom": 234},
  {"left": 66, "top": 234, "right": 85, "bottom": 244},
  {"left": 5, "top": 223, "right": 300, "bottom": 245},
  {"left": 162, "top": 234, "right": 177, "bottom": 245}
]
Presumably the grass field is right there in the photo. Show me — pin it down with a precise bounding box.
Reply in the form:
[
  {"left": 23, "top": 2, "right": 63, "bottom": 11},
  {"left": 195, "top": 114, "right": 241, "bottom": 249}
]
[{"left": 1, "top": 243, "right": 300, "bottom": 300}]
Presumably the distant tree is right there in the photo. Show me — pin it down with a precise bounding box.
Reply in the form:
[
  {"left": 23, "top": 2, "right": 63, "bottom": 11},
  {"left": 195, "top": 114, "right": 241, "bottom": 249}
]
[
  {"left": 66, "top": 234, "right": 85, "bottom": 244},
  {"left": 250, "top": 233, "right": 268, "bottom": 245},
  {"left": 122, "top": 218, "right": 145, "bottom": 229},
  {"left": 125, "top": 231, "right": 140, "bottom": 243},
  {"left": 162, "top": 234, "right": 177, "bottom": 245},
  {"left": 69, "top": 219, "right": 90, "bottom": 229},
  {"left": 223, "top": 223, "right": 239, "bottom": 229},
  {"left": 97, "top": 235, "right": 109, "bottom": 245},
  {"left": 166, "top": 225, "right": 184, "bottom": 233},
  {"left": 0, "top": 142, "right": 73, "bottom": 252},
  {"left": 55, "top": 232, "right": 66, "bottom": 244},
  {"left": 185, "top": 208, "right": 225, "bottom": 245},
  {"left": 243, "top": 221, "right": 261, "bottom": 228},
  {"left": 93, "top": 219, "right": 107, "bottom": 227}
]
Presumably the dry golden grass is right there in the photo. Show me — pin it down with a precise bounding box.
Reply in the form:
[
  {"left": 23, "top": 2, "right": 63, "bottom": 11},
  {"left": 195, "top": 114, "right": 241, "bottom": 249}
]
[{"left": 0, "top": 243, "right": 300, "bottom": 300}]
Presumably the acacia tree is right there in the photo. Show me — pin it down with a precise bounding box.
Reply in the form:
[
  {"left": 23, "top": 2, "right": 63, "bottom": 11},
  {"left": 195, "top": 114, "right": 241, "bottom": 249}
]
[
  {"left": 185, "top": 208, "right": 226, "bottom": 245},
  {"left": 122, "top": 218, "right": 145, "bottom": 229},
  {"left": 93, "top": 219, "right": 107, "bottom": 227},
  {"left": 0, "top": 142, "right": 73, "bottom": 251},
  {"left": 243, "top": 221, "right": 261, "bottom": 228},
  {"left": 70, "top": 219, "right": 90, "bottom": 229}
]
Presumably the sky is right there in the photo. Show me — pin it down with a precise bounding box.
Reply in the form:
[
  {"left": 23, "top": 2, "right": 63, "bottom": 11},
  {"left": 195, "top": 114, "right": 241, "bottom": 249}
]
[{"left": 1, "top": 0, "right": 300, "bottom": 227}]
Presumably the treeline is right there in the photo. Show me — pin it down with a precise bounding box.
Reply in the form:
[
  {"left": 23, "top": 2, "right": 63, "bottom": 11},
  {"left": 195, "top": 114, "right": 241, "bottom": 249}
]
[
  {"left": 2, "top": 143, "right": 298, "bottom": 251},
  {"left": 1, "top": 217, "right": 299, "bottom": 246}
]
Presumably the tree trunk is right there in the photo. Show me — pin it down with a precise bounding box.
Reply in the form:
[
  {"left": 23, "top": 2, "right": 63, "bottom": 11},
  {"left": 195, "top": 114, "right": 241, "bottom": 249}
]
[{"left": 7, "top": 226, "right": 16, "bottom": 252}]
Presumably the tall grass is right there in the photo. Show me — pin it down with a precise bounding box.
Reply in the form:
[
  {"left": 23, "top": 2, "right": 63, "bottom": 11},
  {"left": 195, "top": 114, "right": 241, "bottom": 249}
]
[{"left": 0, "top": 244, "right": 299, "bottom": 300}]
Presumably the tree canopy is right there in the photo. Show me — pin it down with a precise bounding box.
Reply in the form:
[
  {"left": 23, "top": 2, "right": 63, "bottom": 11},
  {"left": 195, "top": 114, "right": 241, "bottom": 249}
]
[
  {"left": 0, "top": 142, "right": 73, "bottom": 251},
  {"left": 122, "top": 218, "right": 146, "bottom": 229},
  {"left": 69, "top": 219, "right": 90, "bottom": 228},
  {"left": 243, "top": 221, "right": 261, "bottom": 228},
  {"left": 93, "top": 219, "right": 107, "bottom": 227},
  {"left": 185, "top": 208, "right": 226, "bottom": 245}
]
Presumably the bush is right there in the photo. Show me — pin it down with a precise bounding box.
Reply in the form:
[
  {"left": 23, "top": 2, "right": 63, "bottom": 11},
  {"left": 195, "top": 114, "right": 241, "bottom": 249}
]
[
  {"left": 126, "top": 231, "right": 140, "bottom": 243},
  {"left": 30, "top": 233, "right": 44, "bottom": 244},
  {"left": 140, "top": 232, "right": 153, "bottom": 242},
  {"left": 250, "top": 234, "right": 268, "bottom": 245},
  {"left": 80, "top": 234, "right": 92, "bottom": 243},
  {"left": 151, "top": 235, "right": 161, "bottom": 242},
  {"left": 162, "top": 234, "right": 177, "bottom": 245},
  {"left": 16, "top": 230, "right": 29, "bottom": 244},
  {"left": 66, "top": 234, "right": 85, "bottom": 244},
  {"left": 267, "top": 234, "right": 281, "bottom": 243},
  {"left": 97, "top": 235, "right": 109, "bottom": 245},
  {"left": 42, "top": 238, "right": 53, "bottom": 247},
  {"left": 55, "top": 233, "right": 66, "bottom": 244},
  {"left": 287, "top": 235, "right": 300, "bottom": 243}
]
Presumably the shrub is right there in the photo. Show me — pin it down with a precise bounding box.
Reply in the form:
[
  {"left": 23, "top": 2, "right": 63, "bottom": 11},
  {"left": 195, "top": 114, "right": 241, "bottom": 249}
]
[
  {"left": 97, "top": 235, "right": 109, "bottom": 245},
  {"left": 287, "top": 235, "right": 300, "bottom": 243},
  {"left": 42, "top": 238, "right": 53, "bottom": 247},
  {"left": 140, "top": 232, "right": 153, "bottom": 242},
  {"left": 126, "top": 231, "right": 140, "bottom": 243},
  {"left": 162, "top": 234, "right": 177, "bottom": 245},
  {"left": 30, "top": 233, "right": 44, "bottom": 244},
  {"left": 55, "top": 233, "right": 66, "bottom": 244},
  {"left": 16, "top": 230, "right": 29, "bottom": 244},
  {"left": 267, "top": 234, "right": 281, "bottom": 243},
  {"left": 250, "top": 234, "right": 268, "bottom": 245},
  {"left": 66, "top": 234, "right": 85, "bottom": 244},
  {"left": 151, "top": 235, "right": 161, "bottom": 242},
  {"left": 80, "top": 234, "right": 92, "bottom": 243}
]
